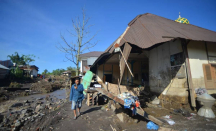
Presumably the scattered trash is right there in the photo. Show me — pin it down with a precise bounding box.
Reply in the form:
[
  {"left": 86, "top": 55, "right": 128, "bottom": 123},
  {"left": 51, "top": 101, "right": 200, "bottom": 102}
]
[
  {"left": 186, "top": 116, "right": 196, "bottom": 120},
  {"left": 195, "top": 88, "right": 207, "bottom": 96},
  {"left": 163, "top": 115, "right": 171, "bottom": 119},
  {"left": 206, "top": 119, "right": 210, "bottom": 122},
  {"left": 163, "top": 118, "right": 175, "bottom": 125},
  {"left": 173, "top": 108, "right": 190, "bottom": 117},
  {"left": 190, "top": 113, "right": 196, "bottom": 116},
  {"left": 147, "top": 121, "right": 159, "bottom": 130}
]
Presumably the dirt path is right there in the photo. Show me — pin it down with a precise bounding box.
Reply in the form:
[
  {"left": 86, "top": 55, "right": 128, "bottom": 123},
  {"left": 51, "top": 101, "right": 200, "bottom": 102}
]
[{"left": 22, "top": 101, "right": 151, "bottom": 131}]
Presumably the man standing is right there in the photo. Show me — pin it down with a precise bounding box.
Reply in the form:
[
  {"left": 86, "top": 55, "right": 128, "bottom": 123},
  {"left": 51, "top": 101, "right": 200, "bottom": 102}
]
[{"left": 69, "top": 78, "right": 84, "bottom": 120}]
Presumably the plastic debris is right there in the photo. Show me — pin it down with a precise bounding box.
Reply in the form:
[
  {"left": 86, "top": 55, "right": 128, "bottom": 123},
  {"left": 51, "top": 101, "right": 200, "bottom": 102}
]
[
  {"left": 195, "top": 88, "right": 207, "bottom": 96},
  {"left": 163, "top": 115, "right": 171, "bottom": 119},
  {"left": 146, "top": 121, "right": 159, "bottom": 130},
  {"left": 190, "top": 113, "right": 196, "bottom": 116},
  {"left": 163, "top": 118, "right": 175, "bottom": 125}
]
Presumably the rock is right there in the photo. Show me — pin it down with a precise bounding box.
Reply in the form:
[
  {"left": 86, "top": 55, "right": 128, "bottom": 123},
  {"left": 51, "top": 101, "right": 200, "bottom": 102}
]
[
  {"left": 11, "top": 103, "right": 23, "bottom": 108},
  {"left": 133, "top": 119, "right": 138, "bottom": 123},
  {"left": 111, "top": 104, "right": 116, "bottom": 112},
  {"left": 116, "top": 113, "right": 126, "bottom": 123},
  {"left": 151, "top": 96, "right": 160, "bottom": 105},
  {"left": 36, "top": 97, "right": 43, "bottom": 100},
  {"left": 0, "top": 115, "right": 4, "bottom": 123},
  {"left": 24, "top": 100, "right": 29, "bottom": 103},
  {"left": 36, "top": 101, "right": 43, "bottom": 104},
  {"left": 146, "top": 103, "right": 160, "bottom": 108},
  {"left": 31, "top": 118, "right": 34, "bottom": 122},
  {"left": 14, "top": 120, "right": 21, "bottom": 127},
  {"left": 35, "top": 105, "right": 41, "bottom": 112},
  {"left": 25, "top": 103, "right": 30, "bottom": 106},
  {"left": 21, "top": 109, "right": 27, "bottom": 114}
]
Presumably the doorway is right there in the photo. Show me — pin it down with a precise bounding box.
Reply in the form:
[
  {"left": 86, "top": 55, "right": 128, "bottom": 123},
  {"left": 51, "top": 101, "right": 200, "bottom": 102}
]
[{"left": 104, "top": 74, "right": 112, "bottom": 83}]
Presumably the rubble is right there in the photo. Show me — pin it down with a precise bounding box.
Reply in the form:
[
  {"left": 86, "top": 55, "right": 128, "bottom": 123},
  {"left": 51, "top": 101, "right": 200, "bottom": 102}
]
[{"left": 0, "top": 91, "right": 67, "bottom": 131}]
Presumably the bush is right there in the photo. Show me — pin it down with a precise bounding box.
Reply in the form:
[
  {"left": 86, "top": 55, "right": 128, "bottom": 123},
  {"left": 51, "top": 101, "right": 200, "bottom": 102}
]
[{"left": 9, "top": 82, "right": 23, "bottom": 88}]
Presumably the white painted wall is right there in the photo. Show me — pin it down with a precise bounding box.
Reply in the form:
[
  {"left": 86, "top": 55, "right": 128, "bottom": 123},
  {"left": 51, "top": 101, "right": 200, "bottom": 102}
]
[
  {"left": 187, "top": 41, "right": 207, "bottom": 89},
  {"left": 31, "top": 69, "right": 38, "bottom": 77},
  {"left": 87, "top": 57, "right": 98, "bottom": 65},
  {"left": 187, "top": 41, "right": 216, "bottom": 92}
]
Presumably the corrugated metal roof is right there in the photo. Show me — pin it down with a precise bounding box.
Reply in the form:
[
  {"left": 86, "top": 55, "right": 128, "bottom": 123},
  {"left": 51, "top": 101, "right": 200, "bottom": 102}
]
[
  {"left": 80, "top": 51, "right": 104, "bottom": 57},
  {"left": 0, "top": 64, "right": 9, "bottom": 70},
  {"left": 106, "top": 13, "right": 216, "bottom": 53}
]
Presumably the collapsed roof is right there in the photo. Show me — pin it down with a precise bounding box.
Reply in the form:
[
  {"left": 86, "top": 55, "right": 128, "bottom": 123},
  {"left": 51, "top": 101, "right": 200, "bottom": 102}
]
[
  {"left": 106, "top": 13, "right": 216, "bottom": 53},
  {"left": 91, "top": 13, "right": 216, "bottom": 72}
]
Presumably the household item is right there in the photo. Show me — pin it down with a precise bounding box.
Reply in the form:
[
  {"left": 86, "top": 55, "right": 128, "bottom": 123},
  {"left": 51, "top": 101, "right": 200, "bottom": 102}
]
[
  {"left": 197, "top": 93, "right": 216, "bottom": 118},
  {"left": 81, "top": 71, "right": 94, "bottom": 95}
]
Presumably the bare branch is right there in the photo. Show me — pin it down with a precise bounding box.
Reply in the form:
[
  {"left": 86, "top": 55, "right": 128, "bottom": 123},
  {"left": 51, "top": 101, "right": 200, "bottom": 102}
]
[
  {"left": 56, "top": 7, "right": 98, "bottom": 76},
  {"left": 81, "top": 41, "right": 98, "bottom": 53}
]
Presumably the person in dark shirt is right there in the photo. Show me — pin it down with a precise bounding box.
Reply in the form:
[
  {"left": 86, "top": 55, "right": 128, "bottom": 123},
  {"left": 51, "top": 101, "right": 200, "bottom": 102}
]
[{"left": 69, "top": 78, "right": 84, "bottom": 120}]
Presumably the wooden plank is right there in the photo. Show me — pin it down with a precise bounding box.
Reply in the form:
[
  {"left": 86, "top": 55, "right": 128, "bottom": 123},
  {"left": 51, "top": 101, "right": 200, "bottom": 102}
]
[
  {"left": 118, "top": 79, "right": 121, "bottom": 94},
  {"left": 119, "top": 43, "right": 133, "bottom": 84},
  {"left": 95, "top": 88, "right": 163, "bottom": 125}
]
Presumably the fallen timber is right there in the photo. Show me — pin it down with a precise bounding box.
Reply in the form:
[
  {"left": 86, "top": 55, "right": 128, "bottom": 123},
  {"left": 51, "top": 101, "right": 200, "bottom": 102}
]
[{"left": 96, "top": 82, "right": 164, "bottom": 126}]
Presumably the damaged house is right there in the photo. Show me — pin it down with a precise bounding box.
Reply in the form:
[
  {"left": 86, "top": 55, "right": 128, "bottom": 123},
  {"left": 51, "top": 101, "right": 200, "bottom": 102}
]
[{"left": 90, "top": 13, "right": 216, "bottom": 108}]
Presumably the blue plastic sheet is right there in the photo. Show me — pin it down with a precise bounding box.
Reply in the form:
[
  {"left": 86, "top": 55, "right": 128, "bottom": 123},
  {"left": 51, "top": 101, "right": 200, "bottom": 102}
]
[{"left": 146, "top": 121, "right": 159, "bottom": 130}]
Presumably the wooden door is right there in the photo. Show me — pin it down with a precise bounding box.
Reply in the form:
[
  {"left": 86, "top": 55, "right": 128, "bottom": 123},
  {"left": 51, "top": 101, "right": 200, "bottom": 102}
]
[
  {"left": 211, "top": 65, "right": 216, "bottom": 88},
  {"left": 203, "top": 64, "right": 216, "bottom": 89}
]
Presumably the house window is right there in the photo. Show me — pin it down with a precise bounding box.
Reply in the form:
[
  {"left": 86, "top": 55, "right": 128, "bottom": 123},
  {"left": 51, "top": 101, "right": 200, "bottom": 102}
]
[
  {"left": 170, "top": 52, "right": 184, "bottom": 66},
  {"left": 170, "top": 52, "right": 185, "bottom": 78}
]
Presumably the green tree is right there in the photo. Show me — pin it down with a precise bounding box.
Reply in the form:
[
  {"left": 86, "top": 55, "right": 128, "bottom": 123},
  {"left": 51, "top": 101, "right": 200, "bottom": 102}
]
[
  {"left": 7, "top": 52, "right": 26, "bottom": 65},
  {"left": 11, "top": 66, "right": 23, "bottom": 79},
  {"left": 7, "top": 52, "right": 37, "bottom": 66},
  {"left": 52, "top": 68, "right": 65, "bottom": 76},
  {"left": 24, "top": 54, "right": 36, "bottom": 65},
  {"left": 42, "top": 69, "right": 48, "bottom": 75},
  {"left": 67, "top": 66, "right": 77, "bottom": 76}
]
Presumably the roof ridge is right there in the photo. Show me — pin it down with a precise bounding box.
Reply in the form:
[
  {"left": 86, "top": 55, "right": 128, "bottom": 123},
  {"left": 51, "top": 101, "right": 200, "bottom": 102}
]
[
  {"left": 129, "top": 13, "right": 216, "bottom": 34},
  {"left": 145, "top": 13, "right": 216, "bottom": 34}
]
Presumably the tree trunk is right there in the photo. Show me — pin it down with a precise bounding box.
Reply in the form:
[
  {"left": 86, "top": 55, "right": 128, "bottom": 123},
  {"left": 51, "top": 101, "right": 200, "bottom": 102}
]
[{"left": 76, "top": 63, "right": 79, "bottom": 76}]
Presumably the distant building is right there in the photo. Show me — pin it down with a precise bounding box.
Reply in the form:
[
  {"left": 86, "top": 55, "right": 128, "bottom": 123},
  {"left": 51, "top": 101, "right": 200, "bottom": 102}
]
[
  {"left": 79, "top": 51, "right": 103, "bottom": 75},
  {"left": 0, "top": 60, "right": 13, "bottom": 68},
  {"left": 62, "top": 71, "right": 71, "bottom": 77},
  {"left": 18, "top": 65, "right": 39, "bottom": 77},
  {"left": 0, "top": 64, "right": 9, "bottom": 79}
]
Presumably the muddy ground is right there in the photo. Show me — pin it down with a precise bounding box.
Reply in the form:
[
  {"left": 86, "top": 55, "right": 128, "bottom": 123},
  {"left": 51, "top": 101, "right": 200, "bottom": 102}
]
[{"left": 0, "top": 78, "right": 216, "bottom": 131}]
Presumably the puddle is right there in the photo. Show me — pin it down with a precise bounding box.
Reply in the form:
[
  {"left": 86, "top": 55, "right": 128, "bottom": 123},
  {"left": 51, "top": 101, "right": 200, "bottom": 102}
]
[{"left": 16, "top": 89, "right": 67, "bottom": 101}]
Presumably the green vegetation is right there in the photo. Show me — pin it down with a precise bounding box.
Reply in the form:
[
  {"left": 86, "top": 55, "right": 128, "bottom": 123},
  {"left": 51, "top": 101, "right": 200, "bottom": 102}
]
[
  {"left": 41, "top": 66, "right": 78, "bottom": 76},
  {"left": 11, "top": 66, "right": 23, "bottom": 79},
  {"left": 9, "top": 82, "right": 23, "bottom": 88},
  {"left": 7, "top": 52, "right": 36, "bottom": 65}
]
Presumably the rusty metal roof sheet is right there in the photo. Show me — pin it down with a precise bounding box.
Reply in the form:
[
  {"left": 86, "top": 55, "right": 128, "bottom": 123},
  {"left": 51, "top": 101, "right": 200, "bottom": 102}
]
[{"left": 106, "top": 13, "right": 216, "bottom": 53}]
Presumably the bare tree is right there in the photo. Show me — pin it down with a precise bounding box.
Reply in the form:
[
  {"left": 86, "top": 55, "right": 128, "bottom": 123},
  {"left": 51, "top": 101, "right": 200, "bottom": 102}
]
[{"left": 57, "top": 8, "right": 98, "bottom": 76}]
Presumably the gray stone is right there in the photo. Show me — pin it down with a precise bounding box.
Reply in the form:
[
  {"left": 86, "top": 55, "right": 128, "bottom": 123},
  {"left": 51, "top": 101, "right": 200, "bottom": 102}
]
[
  {"left": 35, "top": 105, "right": 41, "bottom": 112},
  {"left": 36, "top": 97, "right": 43, "bottom": 100},
  {"left": 116, "top": 113, "right": 125, "bottom": 123},
  {"left": 14, "top": 120, "right": 21, "bottom": 127},
  {"left": 111, "top": 104, "right": 116, "bottom": 112},
  {"left": 151, "top": 96, "right": 160, "bottom": 105},
  {"left": 11, "top": 103, "right": 23, "bottom": 108}
]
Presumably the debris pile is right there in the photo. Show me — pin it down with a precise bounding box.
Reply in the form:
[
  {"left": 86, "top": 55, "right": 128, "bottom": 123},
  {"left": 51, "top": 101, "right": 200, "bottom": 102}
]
[
  {"left": 0, "top": 95, "right": 66, "bottom": 131},
  {"left": 30, "top": 80, "right": 63, "bottom": 93}
]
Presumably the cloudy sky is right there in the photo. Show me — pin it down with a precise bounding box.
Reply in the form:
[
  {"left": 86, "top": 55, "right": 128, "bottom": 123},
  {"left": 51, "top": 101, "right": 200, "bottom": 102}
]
[{"left": 0, "top": 0, "right": 216, "bottom": 73}]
